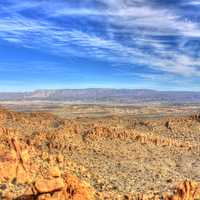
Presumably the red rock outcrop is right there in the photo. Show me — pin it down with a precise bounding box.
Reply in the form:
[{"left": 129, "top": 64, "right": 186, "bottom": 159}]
[
  {"left": 0, "top": 108, "right": 200, "bottom": 200},
  {"left": 163, "top": 181, "right": 200, "bottom": 200}
]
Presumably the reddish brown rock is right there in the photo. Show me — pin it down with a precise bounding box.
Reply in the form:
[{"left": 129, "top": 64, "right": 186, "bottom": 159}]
[
  {"left": 49, "top": 167, "right": 61, "bottom": 178},
  {"left": 57, "top": 154, "right": 64, "bottom": 164},
  {"left": 164, "top": 181, "right": 200, "bottom": 200},
  {"left": 35, "top": 178, "right": 65, "bottom": 193},
  {"left": 37, "top": 193, "right": 52, "bottom": 200},
  {"left": 0, "top": 150, "right": 17, "bottom": 181},
  {"left": 63, "top": 173, "right": 95, "bottom": 200}
]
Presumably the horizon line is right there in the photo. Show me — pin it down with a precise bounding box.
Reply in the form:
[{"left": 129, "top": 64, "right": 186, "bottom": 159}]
[{"left": 1, "top": 88, "right": 200, "bottom": 93}]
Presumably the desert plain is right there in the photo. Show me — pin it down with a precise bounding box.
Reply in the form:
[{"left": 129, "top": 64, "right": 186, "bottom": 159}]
[{"left": 0, "top": 102, "right": 200, "bottom": 200}]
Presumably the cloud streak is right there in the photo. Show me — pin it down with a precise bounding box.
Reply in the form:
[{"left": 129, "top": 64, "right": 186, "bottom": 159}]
[{"left": 0, "top": 0, "right": 200, "bottom": 78}]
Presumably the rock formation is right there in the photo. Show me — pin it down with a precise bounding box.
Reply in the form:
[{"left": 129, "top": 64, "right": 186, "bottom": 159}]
[{"left": 0, "top": 107, "right": 200, "bottom": 199}]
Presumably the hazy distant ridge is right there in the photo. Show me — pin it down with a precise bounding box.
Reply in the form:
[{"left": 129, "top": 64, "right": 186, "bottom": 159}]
[{"left": 0, "top": 89, "right": 200, "bottom": 104}]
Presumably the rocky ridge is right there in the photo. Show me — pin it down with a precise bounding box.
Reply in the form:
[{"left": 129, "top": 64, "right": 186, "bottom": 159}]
[{"left": 0, "top": 107, "right": 200, "bottom": 199}]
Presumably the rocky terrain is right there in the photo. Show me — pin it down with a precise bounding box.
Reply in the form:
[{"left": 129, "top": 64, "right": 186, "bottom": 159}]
[{"left": 0, "top": 106, "right": 200, "bottom": 199}]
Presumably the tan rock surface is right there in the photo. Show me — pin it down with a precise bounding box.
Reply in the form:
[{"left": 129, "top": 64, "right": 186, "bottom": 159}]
[
  {"left": 49, "top": 167, "right": 61, "bottom": 178},
  {"left": 35, "top": 178, "right": 65, "bottom": 193},
  {"left": 0, "top": 107, "right": 200, "bottom": 199}
]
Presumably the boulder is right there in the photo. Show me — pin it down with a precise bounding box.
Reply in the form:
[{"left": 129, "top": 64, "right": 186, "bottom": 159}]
[
  {"left": 49, "top": 167, "right": 61, "bottom": 178},
  {"left": 35, "top": 178, "right": 65, "bottom": 193}
]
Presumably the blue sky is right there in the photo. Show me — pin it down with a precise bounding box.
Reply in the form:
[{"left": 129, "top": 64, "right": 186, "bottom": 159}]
[{"left": 0, "top": 0, "right": 200, "bottom": 91}]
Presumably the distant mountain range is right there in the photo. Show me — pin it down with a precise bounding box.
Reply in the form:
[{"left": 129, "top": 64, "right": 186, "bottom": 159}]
[{"left": 0, "top": 89, "right": 200, "bottom": 104}]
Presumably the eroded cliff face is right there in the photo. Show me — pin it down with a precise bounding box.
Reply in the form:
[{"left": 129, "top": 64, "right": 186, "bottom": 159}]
[{"left": 0, "top": 107, "right": 200, "bottom": 200}]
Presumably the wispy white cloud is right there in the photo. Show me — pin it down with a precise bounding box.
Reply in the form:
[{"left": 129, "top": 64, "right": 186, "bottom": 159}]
[
  {"left": 182, "top": 0, "right": 200, "bottom": 6},
  {"left": 0, "top": 0, "right": 200, "bottom": 77}
]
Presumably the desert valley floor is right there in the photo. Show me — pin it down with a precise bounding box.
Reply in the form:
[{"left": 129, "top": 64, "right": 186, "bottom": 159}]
[{"left": 0, "top": 103, "right": 200, "bottom": 199}]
